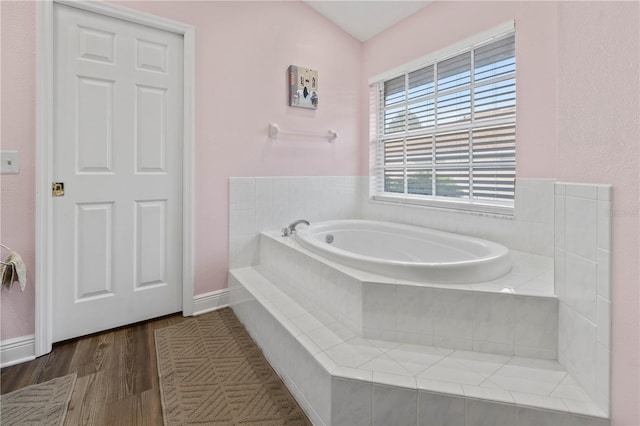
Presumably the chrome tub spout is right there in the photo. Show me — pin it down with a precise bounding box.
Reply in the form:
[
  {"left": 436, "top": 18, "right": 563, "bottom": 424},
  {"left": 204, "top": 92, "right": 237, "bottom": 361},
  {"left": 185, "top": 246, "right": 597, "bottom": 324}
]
[{"left": 282, "top": 219, "right": 310, "bottom": 236}]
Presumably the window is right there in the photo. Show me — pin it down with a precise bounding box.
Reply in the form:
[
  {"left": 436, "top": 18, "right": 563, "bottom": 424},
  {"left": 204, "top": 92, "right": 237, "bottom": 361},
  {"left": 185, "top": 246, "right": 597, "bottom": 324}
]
[{"left": 370, "top": 30, "right": 516, "bottom": 214}]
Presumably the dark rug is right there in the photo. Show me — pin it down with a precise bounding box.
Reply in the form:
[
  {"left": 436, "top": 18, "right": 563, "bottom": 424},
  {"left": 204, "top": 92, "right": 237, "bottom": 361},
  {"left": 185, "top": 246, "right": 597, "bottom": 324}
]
[{"left": 155, "top": 308, "right": 310, "bottom": 425}]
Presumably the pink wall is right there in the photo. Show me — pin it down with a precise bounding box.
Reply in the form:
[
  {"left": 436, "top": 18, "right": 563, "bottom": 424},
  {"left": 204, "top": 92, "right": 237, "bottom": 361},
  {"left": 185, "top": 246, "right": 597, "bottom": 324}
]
[
  {"left": 1, "top": 0, "right": 37, "bottom": 339},
  {"left": 362, "top": 2, "right": 639, "bottom": 424},
  {"left": 556, "top": 2, "right": 639, "bottom": 425},
  {"left": 0, "top": 0, "right": 362, "bottom": 340}
]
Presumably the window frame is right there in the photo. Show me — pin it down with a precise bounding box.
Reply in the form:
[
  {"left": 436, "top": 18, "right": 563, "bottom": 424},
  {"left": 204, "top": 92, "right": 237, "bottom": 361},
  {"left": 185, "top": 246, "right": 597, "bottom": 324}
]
[{"left": 369, "top": 21, "right": 516, "bottom": 216}]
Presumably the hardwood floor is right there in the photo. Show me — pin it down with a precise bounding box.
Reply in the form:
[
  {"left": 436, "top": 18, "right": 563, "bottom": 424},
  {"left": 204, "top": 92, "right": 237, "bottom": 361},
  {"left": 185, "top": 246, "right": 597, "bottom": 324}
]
[{"left": 1, "top": 313, "right": 188, "bottom": 425}]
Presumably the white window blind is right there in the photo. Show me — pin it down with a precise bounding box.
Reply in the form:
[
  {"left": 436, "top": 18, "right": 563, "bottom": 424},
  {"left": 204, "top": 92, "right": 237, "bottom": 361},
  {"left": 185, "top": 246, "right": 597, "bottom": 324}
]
[{"left": 371, "top": 33, "right": 516, "bottom": 212}]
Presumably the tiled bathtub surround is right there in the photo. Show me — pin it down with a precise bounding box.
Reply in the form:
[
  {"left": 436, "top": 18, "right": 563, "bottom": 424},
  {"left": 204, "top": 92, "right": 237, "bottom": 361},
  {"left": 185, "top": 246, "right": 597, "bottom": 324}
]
[
  {"left": 555, "top": 183, "right": 612, "bottom": 416},
  {"left": 260, "top": 231, "right": 559, "bottom": 359},
  {"left": 363, "top": 178, "right": 555, "bottom": 257},
  {"left": 229, "top": 177, "right": 554, "bottom": 268},
  {"left": 259, "top": 234, "right": 364, "bottom": 334},
  {"left": 229, "top": 177, "right": 367, "bottom": 269},
  {"left": 228, "top": 176, "right": 611, "bottom": 420}
]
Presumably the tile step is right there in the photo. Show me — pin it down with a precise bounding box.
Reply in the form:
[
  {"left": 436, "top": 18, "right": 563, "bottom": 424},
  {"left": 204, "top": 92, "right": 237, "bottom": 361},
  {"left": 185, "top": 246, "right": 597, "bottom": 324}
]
[{"left": 229, "top": 266, "right": 608, "bottom": 423}]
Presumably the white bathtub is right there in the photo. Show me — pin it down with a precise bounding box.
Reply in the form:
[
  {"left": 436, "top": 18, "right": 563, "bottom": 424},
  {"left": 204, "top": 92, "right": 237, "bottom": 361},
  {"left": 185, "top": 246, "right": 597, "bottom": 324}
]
[{"left": 294, "top": 220, "right": 512, "bottom": 284}]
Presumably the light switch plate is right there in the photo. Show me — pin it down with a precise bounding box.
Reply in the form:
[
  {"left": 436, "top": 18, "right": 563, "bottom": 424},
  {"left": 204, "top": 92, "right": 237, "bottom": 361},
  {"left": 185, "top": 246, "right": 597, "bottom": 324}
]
[{"left": 1, "top": 151, "right": 20, "bottom": 174}]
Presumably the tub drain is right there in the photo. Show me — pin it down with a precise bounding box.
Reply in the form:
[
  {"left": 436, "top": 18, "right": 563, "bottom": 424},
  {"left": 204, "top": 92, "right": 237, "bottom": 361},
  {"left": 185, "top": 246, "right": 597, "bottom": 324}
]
[{"left": 325, "top": 234, "right": 334, "bottom": 244}]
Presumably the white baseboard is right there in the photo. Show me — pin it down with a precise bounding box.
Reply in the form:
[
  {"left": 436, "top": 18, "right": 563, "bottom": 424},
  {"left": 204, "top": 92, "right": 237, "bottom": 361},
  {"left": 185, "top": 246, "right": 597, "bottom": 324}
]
[
  {"left": 1, "top": 335, "right": 36, "bottom": 368},
  {"left": 193, "top": 288, "right": 229, "bottom": 316}
]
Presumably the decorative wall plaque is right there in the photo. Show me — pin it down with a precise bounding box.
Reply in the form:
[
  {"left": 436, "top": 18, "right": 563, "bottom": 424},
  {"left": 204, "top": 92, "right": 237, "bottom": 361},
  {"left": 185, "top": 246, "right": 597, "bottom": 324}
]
[{"left": 289, "top": 65, "right": 318, "bottom": 109}]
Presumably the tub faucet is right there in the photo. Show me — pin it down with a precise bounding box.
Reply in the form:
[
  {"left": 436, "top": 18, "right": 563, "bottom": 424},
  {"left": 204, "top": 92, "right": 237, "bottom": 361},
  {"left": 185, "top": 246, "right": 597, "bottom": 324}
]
[{"left": 282, "top": 219, "right": 310, "bottom": 236}]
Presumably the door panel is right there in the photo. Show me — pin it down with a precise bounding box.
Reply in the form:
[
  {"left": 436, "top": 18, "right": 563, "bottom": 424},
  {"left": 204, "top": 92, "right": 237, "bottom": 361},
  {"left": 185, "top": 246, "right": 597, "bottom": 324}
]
[
  {"left": 76, "top": 77, "right": 114, "bottom": 173},
  {"left": 136, "top": 85, "right": 167, "bottom": 173},
  {"left": 134, "top": 200, "right": 167, "bottom": 289},
  {"left": 75, "top": 202, "right": 114, "bottom": 300},
  {"left": 78, "top": 26, "right": 115, "bottom": 64},
  {"left": 52, "top": 4, "right": 183, "bottom": 342},
  {"left": 136, "top": 39, "right": 168, "bottom": 73}
]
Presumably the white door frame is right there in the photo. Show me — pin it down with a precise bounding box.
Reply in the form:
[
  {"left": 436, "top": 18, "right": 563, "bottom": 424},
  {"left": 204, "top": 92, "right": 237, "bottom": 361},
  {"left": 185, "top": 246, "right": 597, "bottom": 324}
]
[{"left": 35, "top": 0, "right": 195, "bottom": 356}]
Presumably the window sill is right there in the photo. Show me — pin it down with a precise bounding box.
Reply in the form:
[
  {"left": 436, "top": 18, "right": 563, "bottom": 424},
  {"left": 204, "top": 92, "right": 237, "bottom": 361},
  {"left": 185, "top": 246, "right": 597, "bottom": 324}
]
[{"left": 370, "top": 194, "right": 514, "bottom": 218}]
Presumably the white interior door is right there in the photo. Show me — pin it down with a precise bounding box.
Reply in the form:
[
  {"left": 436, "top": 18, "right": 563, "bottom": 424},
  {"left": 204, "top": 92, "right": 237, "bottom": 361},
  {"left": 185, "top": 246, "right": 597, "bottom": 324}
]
[{"left": 52, "top": 4, "right": 184, "bottom": 342}]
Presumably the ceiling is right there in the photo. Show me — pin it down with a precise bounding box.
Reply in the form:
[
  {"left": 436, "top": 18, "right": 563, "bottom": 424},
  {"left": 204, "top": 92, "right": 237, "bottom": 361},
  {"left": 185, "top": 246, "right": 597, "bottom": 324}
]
[{"left": 303, "top": 1, "right": 431, "bottom": 42}]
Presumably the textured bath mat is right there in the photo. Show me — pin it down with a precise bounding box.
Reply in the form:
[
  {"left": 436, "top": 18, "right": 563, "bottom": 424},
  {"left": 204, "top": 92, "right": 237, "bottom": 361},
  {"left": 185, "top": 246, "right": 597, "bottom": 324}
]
[
  {"left": 155, "top": 308, "right": 310, "bottom": 425},
  {"left": 0, "top": 373, "right": 76, "bottom": 426}
]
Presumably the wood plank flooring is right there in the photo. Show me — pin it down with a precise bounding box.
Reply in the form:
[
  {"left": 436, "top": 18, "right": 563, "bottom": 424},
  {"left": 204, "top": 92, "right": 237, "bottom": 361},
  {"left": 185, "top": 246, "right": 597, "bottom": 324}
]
[{"left": 1, "top": 313, "right": 188, "bottom": 425}]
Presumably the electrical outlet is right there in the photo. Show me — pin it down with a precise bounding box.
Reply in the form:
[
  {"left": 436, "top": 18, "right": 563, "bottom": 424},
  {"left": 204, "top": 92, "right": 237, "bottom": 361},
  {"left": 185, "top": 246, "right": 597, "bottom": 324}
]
[{"left": 1, "top": 151, "right": 20, "bottom": 174}]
